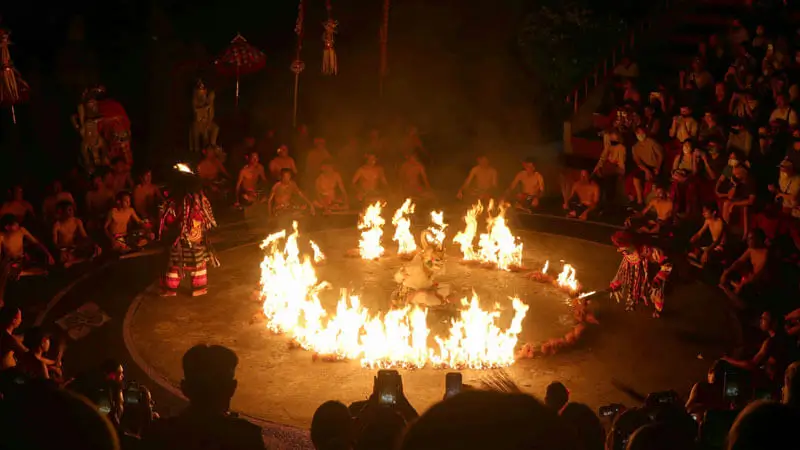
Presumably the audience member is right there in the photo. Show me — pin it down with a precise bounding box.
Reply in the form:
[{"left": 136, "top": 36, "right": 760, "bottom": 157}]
[
  {"left": 544, "top": 381, "right": 569, "bottom": 413},
  {"left": 310, "top": 400, "right": 354, "bottom": 450}
]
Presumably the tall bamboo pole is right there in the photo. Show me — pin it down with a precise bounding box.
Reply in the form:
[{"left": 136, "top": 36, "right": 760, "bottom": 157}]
[{"left": 291, "top": 0, "right": 306, "bottom": 127}]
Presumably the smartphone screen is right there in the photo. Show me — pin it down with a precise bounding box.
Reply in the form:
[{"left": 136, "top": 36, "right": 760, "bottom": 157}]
[
  {"left": 125, "top": 386, "right": 140, "bottom": 405},
  {"left": 96, "top": 390, "right": 112, "bottom": 415},
  {"left": 377, "top": 370, "right": 401, "bottom": 406},
  {"left": 445, "top": 372, "right": 462, "bottom": 399}
]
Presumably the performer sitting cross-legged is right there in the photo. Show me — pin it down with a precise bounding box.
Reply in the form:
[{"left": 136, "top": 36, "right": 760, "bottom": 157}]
[
  {"left": 565, "top": 170, "right": 600, "bottom": 220},
  {"left": 268, "top": 169, "right": 316, "bottom": 218},
  {"left": 457, "top": 155, "right": 497, "bottom": 202},
  {"left": 314, "top": 161, "right": 348, "bottom": 214},
  {"left": 161, "top": 182, "right": 219, "bottom": 297},
  {"left": 104, "top": 191, "right": 151, "bottom": 253},
  {"left": 235, "top": 151, "right": 268, "bottom": 206},
  {"left": 398, "top": 151, "right": 434, "bottom": 201},
  {"left": 688, "top": 202, "right": 728, "bottom": 269},
  {"left": 0, "top": 214, "right": 55, "bottom": 302},
  {"left": 505, "top": 157, "right": 545, "bottom": 212},
  {"left": 52, "top": 201, "right": 101, "bottom": 268},
  {"left": 352, "top": 153, "right": 389, "bottom": 204},
  {"left": 625, "top": 184, "right": 674, "bottom": 235}
]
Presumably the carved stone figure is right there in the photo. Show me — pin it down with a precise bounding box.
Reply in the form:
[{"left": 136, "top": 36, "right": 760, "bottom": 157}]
[
  {"left": 71, "top": 88, "right": 108, "bottom": 173},
  {"left": 189, "top": 79, "right": 219, "bottom": 153}
]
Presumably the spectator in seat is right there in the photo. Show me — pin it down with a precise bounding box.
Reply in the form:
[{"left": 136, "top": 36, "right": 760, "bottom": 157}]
[
  {"left": 728, "top": 18, "right": 750, "bottom": 48},
  {"left": 685, "top": 58, "right": 714, "bottom": 92},
  {"left": 721, "top": 164, "right": 757, "bottom": 237},
  {"left": 17, "top": 327, "right": 63, "bottom": 382},
  {"left": 686, "top": 360, "right": 728, "bottom": 418},
  {"left": 593, "top": 132, "right": 626, "bottom": 207},
  {"left": 621, "top": 80, "right": 641, "bottom": 106},
  {"left": 729, "top": 90, "right": 759, "bottom": 123},
  {"left": 719, "top": 230, "right": 771, "bottom": 301},
  {"left": 544, "top": 381, "right": 569, "bottom": 413},
  {"left": 625, "top": 421, "right": 692, "bottom": 450},
  {"left": 727, "top": 401, "right": 800, "bottom": 450},
  {"left": 669, "top": 106, "right": 699, "bottom": 146},
  {"left": 670, "top": 141, "right": 699, "bottom": 216},
  {"left": 708, "top": 82, "right": 731, "bottom": 119},
  {"left": 769, "top": 93, "right": 798, "bottom": 127},
  {"left": 698, "top": 112, "right": 727, "bottom": 146},
  {"left": 770, "top": 159, "right": 800, "bottom": 214},
  {"left": 785, "top": 129, "right": 800, "bottom": 172},
  {"left": 606, "top": 408, "right": 651, "bottom": 450},
  {"left": 721, "top": 311, "right": 792, "bottom": 386},
  {"left": 0, "top": 305, "right": 25, "bottom": 369},
  {"left": 141, "top": 344, "right": 265, "bottom": 450},
  {"left": 642, "top": 104, "right": 663, "bottom": 139},
  {"left": 752, "top": 24, "right": 769, "bottom": 55},
  {"left": 613, "top": 56, "right": 639, "bottom": 79},
  {"left": 782, "top": 361, "right": 800, "bottom": 406},
  {"left": 559, "top": 403, "right": 604, "bottom": 450},
  {"left": 727, "top": 118, "right": 754, "bottom": 159},
  {"left": 629, "top": 126, "right": 664, "bottom": 207},
  {"left": 356, "top": 407, "right": 406, "bottom": 450},
  {"left": 310, "top": 400, "right": 354, "bottom": 450},
  {"left": 706, "top": 34, "right": 729, "bottom": 79},
  {"left": 699, "top": 140, "right": 728, "bottom": 201}
]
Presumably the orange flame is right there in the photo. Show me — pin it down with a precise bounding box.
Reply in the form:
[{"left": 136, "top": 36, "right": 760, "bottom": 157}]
[
  {"left": 358, "top": 201, "right": 386, "bottom": 260},
  {"left": 392, "top": 199, "right": 417, "bottom": 255}
]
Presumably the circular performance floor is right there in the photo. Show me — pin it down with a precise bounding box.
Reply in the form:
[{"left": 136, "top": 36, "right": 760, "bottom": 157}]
[{"left": 126, "top": 226, "right": 734, "bottom": 428}]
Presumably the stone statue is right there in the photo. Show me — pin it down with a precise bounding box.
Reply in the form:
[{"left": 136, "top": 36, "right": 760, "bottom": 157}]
[
  {"left": 189, "top": 79, "right": 219, "bottom": 153},
  {"left": 393, "top": 230, "right": 451, "bottom": 307},
  {"left": 71, "top": 86, "right": 108, "bottom": 174}
]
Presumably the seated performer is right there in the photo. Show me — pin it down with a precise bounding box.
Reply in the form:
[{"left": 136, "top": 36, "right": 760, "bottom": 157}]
[
  {"left": 41, "top": 181, "right": 76, "bottom": 226},
  {"left": 52, "top": 201, "right": 100, "bottom": 268},
  {"left": 133, "top": 169, "right": 163, "bottom": 219},
  {"left": 689, "top": 202, "right": 728, "bottom": 268},
  {"left": 85, "top": 172, "right": 115, "bottom": 231},
  {"left": 0, "top": 214, "right": 54, "bottom": 300},
  {"left": 505, "top": 157, "right": 545, "bottom": 211},
  {"left": 197, "top": 146, "right": 230, "bottom": 189},
  {"left": 235, "top": 151, "right": 268, "bottom": 206},
  {"left": 269, "top": 145, "right": 298, "bottom": 182},
  {"left": 457, "top": 155, "right": 497, "bottom": 201},
  {"left": 626, "top": 184, "right": 673, "bottom": 234},
  {"left": 565, "top": 170, "right": 599, "bottom": 220},
  {"left": 352, "top": 153, "right": 389, "bottom": 203},
  {"left": 0, "top": 186, "right": 35, "bottom": 226},
  {"left": 314, "top": 161, "right": 349, "bottom": 213},
  {"left": 161, "top": 184, "right": 218, "bottom": 297},
  {"left": 398, "top": 151, "right": 433, "bottom": 200},
  {"left": 721, "top": 164, "right": 756, "bottom": 238},
  {"left": 107, "top": 157, "right": 133, "bottom": 194},
  {"left": 305, "top": 138, "right": 333, "bottom": 185},
  {"left": 268, "top": 169, "right": 316, "bottom": 217},
  {"left": 104, "top": 191, "right": 150, "bottom": 253},
  {"left": 719, "top": 229, "right": 770, "bottom": 301}
]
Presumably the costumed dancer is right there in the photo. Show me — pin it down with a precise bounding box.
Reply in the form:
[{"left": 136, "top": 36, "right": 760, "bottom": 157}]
[
  {"left": 608, "top": 231, "right": 672, "bottom": 318},
  {"left": 160, "top": 169, "right": 219, "bottom": 297},
  {"left": 392, "top": 230, "right": 450, "bottom": 307}
]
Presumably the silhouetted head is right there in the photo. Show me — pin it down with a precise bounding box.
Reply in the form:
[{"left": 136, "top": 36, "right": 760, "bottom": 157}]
[
  {"left": 310, "top": 400, "right": 353, "bottom": 450},
  {"left": 180, "top": 344, "right": 239, "bottom": 413}
]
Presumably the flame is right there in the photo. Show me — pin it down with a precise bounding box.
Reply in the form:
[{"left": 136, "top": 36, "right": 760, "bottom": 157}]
[
  {"left": 310, "top": 240, "right": 325, "bottom": 263},
  {"left": 174, "top": 162, "right": 193, "bottom": 174},
  {"left": 392, "top": 199, "right": 417, "bottom": 255},
  {"left": 452, "top": 201, "right": 484, "bottom": 261},
  {"left": 477, "top": 203, "right": 523, "bottom": 271},
  {"left": 260, "top": 225, "right": 530, "bottom": 369},
  {"left": 541, "top": 260, "right": 549, "bottom": 275},
  {"left": 556, "top": 263, "right": 580, "bottom": 293},
  {"left": 425, "top": 211, "right": 448, "bottom": 247},
  {"left": 358, "top": 202, "right": 386, "bottom": 260}
]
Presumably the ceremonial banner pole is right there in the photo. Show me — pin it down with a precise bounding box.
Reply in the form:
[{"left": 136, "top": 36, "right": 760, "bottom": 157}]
[
  {"left": 379, "top": 0, "right": 390, "bottom": 98},
  {"left": 291, "top": 0, "right": 306, "bottom": 128}
]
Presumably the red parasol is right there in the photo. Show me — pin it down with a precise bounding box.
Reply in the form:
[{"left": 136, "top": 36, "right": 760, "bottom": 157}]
[
  {"left": 0, "top": 28, "right": 29, "bottom": 123},
  {"left": 214, "top": 33, "right": 266, "bottom": 106}
]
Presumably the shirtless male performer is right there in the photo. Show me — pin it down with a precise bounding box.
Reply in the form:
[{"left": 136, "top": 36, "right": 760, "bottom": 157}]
[
  {"left": 720, "top": 229, "right": 770, "bottom": 300},
  {"left": 398, "top": 152, "right": 433, "bottom": 199},
  {"left": 107, "top": 157, "right": 133, "bottom": 194},
  {"left": 352, "top": 153, "right": 389, "bottom": 203},
  {"left": 236, "top": 151, "right": 269, "bottom": 206},
  {"left": 105, "top": 191, "right": 149, "bottom": 252},
  {"left": 133, "top": 169, "right": 163, "bottom": 219},
  {"left": 86, "top": 173, "right": 115, "bottom": 230},
  {"left": 197, "top": 146, "right": 230, "bottom": 186},
  {"left": 0, "top": 186, "right": 35, "bottom": 225},
  {"left": 305, "top": 138, "right": 332, "bottom": 183},
  {"left": 457, "top": 155, "right": 498, "bottom": 201},
  {"left": 269, "top": 145, "right": 298, "bottom": 181},
  {"left": 626, "top": 184, "right": 674, "bottom": 234},
  {"left": 506, "top": 157, "right": 545, "bottom": 211},
  {"left": 565, "top": 170, "right": 600, "bottom": 220},
  {"left": 0, "top": 214, "right": 54, "bottom": 299},
  {"left": 314, "top": 161, "right": 349, "bottom": 213},
  {"left": 689, "top": 202, "right": 727, "bottom": 268},
  {"left": 268, "top": 169, "right": 316, "bottom": 217},
  {"left": 53, "top": 201, "right": 100, "bottom": 267},
  {"left": 41, "top": 180, "right": 76, "bottom": 225}
]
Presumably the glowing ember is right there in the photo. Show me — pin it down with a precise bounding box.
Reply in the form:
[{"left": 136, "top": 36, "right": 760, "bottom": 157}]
[
  {"left": 260, "top": 224, "right": 530, "bottom": 369},
  {"left": 358, "top": 201, "right": 386, "bottom": 260},
  {"left": 425, "top": 211, "right": 448, "bottom": 248},
  {"left": 453, "top": 201, "right": 484, "bottom": 261},
  {"left": 392, "top": 199, "right": 417, "bottom": 256},
  {"left": 477, "top": 202, "right": 523, "bottom": 271},
  {"left": 174, "top": 162, "right": 193, "bottom": 174}
]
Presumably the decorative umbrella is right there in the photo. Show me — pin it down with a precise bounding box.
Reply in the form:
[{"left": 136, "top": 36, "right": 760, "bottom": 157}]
[
  {"left": 0, "top": 27, "right": 29, "bottom": 123},
  {"left": 214, "top": 33, "right": 266, "bottom": 106}
]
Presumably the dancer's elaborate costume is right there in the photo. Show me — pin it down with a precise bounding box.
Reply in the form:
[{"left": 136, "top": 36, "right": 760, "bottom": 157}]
[
  {"left": 160, "top": 191, "right": 218, "bottom": 296},
  {"left": 393, "top": 230, "right": 450, "bottom": 307},
  {"left": 609, "top": 231, "right": 672, "bottom": 317}
]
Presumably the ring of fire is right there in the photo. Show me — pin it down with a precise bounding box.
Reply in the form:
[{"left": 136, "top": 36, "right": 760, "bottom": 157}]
[{"left": 259, "top": 200, "right": 594, "bottom": 370}]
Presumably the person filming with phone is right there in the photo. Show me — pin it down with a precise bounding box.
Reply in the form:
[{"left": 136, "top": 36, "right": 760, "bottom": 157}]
[{"left": 350, "top": 370, "right": 419, "bottom": 426}]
